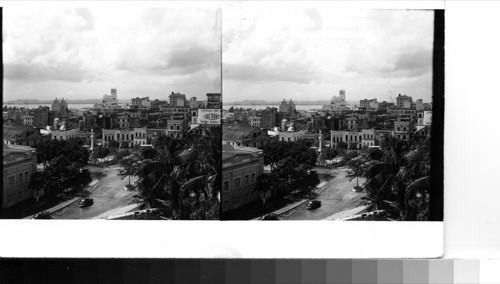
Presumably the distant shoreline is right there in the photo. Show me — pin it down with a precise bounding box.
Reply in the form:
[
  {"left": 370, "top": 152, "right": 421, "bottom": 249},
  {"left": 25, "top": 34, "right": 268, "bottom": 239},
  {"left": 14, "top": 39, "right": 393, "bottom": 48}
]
[{"left": 224, "top": 101, "right": 359, "bottom": 106}]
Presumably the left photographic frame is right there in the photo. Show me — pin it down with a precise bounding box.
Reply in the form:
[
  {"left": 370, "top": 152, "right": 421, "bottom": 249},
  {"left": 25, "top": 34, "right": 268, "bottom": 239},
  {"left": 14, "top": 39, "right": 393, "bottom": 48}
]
[{"left": 1, "top": 4, "right": 222, "bottom": 221}]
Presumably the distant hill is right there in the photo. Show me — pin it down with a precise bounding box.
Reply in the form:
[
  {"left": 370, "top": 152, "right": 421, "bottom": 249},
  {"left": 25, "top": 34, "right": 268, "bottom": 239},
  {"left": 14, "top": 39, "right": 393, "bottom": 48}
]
[
  {"left": 4, "top": 98, "right": 102, "bottom": 104},
  {"left": 226, "top": 100, "right": 361, "bottom": 106},
  {"left": 227, "top": 100, "right": 331, "bottom": 105}
]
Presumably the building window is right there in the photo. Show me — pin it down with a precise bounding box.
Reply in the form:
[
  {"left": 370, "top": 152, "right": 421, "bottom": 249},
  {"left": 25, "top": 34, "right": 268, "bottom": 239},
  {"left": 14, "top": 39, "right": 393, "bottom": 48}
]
[
  {"left": 19, "top": 173, "right": 23, "bottom": 183},
  {"left": 25, "top": 171, "right": 29, "bottom": 181},
  {"left": 234, "top": 178, "right": 241, "bottom": 189},
  {"left": 251, "top": 173, "right": 256, "bottom": 183},
  {"left": 245, "top": 175, "right": 249, "bottom": 185},
  {"left": 8, "top": 176, "right": 15, "bottom": 187},
  {"left": 224, "top": 181, "right": 229, "bottom": 192}
]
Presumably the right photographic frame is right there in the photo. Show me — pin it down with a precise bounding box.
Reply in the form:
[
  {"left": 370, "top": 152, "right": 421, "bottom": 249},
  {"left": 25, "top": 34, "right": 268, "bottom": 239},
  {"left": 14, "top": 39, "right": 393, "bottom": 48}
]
[{"left": 221, "top": 8, "right": 444, "bottom": 222}]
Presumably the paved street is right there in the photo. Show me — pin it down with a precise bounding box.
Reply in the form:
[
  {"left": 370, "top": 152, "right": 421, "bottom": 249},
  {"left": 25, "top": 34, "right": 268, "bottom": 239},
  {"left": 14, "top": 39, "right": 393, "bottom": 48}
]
[
  {"left": 51, "top": 165, "right": 137, "bottom": 219},
  {"left": 279, "top": 167, "right": 365, "bottom": 220}
]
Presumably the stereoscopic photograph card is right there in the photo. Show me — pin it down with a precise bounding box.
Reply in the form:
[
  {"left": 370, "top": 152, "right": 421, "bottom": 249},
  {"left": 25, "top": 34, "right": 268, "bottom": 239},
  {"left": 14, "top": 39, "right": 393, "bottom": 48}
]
[{"left": 1, "top": 1, "right": 443, "bottom": 258}]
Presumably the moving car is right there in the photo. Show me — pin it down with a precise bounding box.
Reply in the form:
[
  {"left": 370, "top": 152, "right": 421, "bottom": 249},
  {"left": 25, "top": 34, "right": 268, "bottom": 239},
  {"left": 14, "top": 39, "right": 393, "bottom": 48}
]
[
  {"left": 260, "top": 213, "right": 280, "bottom": 220},
  {"left": 306, "top": 200, "right": 321, "bottom": 210},
  {"left": 79, "top": 198, "right": 94, "bottom": 208}
]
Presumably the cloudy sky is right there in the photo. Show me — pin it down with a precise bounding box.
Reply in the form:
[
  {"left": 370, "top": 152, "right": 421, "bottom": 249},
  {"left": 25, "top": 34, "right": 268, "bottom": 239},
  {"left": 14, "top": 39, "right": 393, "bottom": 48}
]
[
  {"left": 3, "top": 6, "right": 221, "bottom": 102},
  {"left": 223, "top": 8, "right": 434, "bottom": 104}
]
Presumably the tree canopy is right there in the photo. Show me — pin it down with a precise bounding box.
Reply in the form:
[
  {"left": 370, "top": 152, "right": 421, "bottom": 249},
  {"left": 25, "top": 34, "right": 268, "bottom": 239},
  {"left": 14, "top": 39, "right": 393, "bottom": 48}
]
[
  {"left": 261, "top": 139, "right": 319, "bottom": 196},
  {"left": 130, "top": 132, "right": 221, "bottom": 220},
  {"left": 359, "top": 134, "right": 431, "bottom": 220}
]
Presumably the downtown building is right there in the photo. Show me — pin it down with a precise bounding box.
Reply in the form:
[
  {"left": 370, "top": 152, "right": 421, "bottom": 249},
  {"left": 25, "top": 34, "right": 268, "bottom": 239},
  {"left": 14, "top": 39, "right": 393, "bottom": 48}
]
[
  {"left": 51, "top": 97, "right": 68, "bottom": 117},
  {"left": 222, "top": 123, "right": 270, "bottom": 148},
  {"left": 2, "top": 143, "right": 39, "bottom": 210},
  {"left": 221, "top": 143, "right": 264, "bottom": 213}
]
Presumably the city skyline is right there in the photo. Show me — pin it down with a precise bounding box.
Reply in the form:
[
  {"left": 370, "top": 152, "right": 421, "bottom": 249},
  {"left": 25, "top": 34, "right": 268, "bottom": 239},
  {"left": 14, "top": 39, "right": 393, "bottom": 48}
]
[
  {"left": 223, "top": 8, "right": 434, "bottom": 103},
  {"left": 3, "top": 7, "right": 222, "bottom": 102}
]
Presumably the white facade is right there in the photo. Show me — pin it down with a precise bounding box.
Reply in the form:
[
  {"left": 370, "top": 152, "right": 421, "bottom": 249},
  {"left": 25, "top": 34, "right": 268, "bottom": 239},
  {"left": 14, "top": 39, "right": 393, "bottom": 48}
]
[
  {"left": 22, "top": 116, "right": 34, "bottom": 126},
  {"left": 278, "top": 130, "right": 305, "bottom": 142},
  {"left": 133, "top": 127, "right": 147, "bottom": 146},
  {"left": 131, "top": 97, "right": 151, "bottom": 108},
  {"left": 50, "top": 128, "right": 78, "bottom": 141},
  {"left": 250, "top": 116, "right": 261, "bottom": 127}
]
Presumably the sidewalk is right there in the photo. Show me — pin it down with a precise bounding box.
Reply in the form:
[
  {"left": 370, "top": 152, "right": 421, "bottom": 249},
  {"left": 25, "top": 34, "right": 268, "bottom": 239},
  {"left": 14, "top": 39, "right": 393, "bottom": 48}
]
[
  {"left": 92, "top": 203, "right": 141, "bottom": 219},
  {"left": 324, "top": 205, "right": 370, "bottom": 221},
  {"left": 252, "top": 181, "right": 328, "bottom": 220},
  {"left": 24, "top": 179, "right": 99, "bottom": 219}
]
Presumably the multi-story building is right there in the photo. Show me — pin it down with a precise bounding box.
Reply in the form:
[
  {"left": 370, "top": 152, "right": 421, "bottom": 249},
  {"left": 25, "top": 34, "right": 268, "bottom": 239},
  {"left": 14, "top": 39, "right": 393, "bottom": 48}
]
[
  {"left": 3, "top": 124, "right": 48, "bottom": 147},
  {"left": 327, "top": 90, "right": 350, "bottom": 111},
  {"left": 50, "top": 128, "right": 79, "bottom": 141},
  {"left": 33, "top": 107, "right": 50, "bottom": 128},
  {"left": 159, "top": 106, "right": 190, "bottom": 117},
  {"left": 222, "top": 144, "right": 264, "bottom": 213},
  {"left": 22, "top": 116, "right": 34, "bottom": 126},
  {"left": 92, "top": 89, "right": 122, "bottom": 111},
  {"left": 279, "top": 99, "right": 296, "bottom": 113},
  {"left": 361, "top": 129, "right": 376, "bottom": 147},
  {"left": 396, "top": 94, "right": 413, "bottom": 109},
  {"left": 167, "top": 118, "right": 188, "bottom": 138},
  {"left": 417, "top": 111, "right": 432, "bottom": 126},
  {"left": 260, "top": 107, "right": 277, "bottom": 129},
  {"left": 330, "top": 130, "right": 371, "bottom": 150},
  {"left": 131, "top": 97, "right": 151, "bottom": 108},
  {"left": 169, "top": 92, "right": 187, "bottom": 107},
  {"left": 189, "top": 97, "right": 198, "bottom": 109},
  {"left": 249, "top": 116, "right": 261, "bottom": 127},
  {"left": 2, "top": 143, "right": 38, "bottom": 209},
  {"left": 206, "top": 93, "right": 222, "bottom": 109},
  {"left": 51, "top": 98, "right": 68, "bottom": 117},
  {"left": 306, "top": 118, "right": 325, "bottom": 133},
  {"left": 346, "top": 114, "right": 358, "bottom": 130},
  {"left": 359, "top": 99, "right": 378, "bottom": 109},
  {"left": 133, "top": 127, "right": 147, "bottom": 146},
  {"left": 222, "top": 123, "right": 270, "bottom": 148},
  {"left": 278, "top": 129, "right": 306, "bottom": 142},
  {"left": 102, "top": 128, "right": 135, "bottom": 147},
  {"left": 394, "top": 116, "right": 414, "bottom": 141},
  {"left": 387, "top": 108, "right": 417, "bottom": 118},
  {"left": 116, "top": 112, "right": 130, "bottom": 129}
]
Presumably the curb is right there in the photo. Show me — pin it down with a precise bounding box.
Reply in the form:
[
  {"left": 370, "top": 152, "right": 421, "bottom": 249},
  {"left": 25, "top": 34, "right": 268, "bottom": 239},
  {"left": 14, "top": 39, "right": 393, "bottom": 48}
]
[
  {"left": 25, "top": 179, "right": 100, "bottom": 218},
  {"left": 86, "top": 179, "right": 100, "bottom": 193},
  {"left": 50, "top": 179, "right": 100, "bottom": 213},
  {"left": 254, "top": 182, "right": 328, "bottom": 220},
  {"left": 274, "top": 199, "right": 309, "bottom": 216}
]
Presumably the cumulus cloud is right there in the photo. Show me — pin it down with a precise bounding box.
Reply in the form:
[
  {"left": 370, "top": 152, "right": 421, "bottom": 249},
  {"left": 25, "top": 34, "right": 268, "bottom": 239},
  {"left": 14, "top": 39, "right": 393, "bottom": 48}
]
[
  {"left": 224, "top": 63, "right": 320, "bottom": 84},
  {"left": 4, "top": 63, "right": 92, "bottom": 82},
  {"left": 3, "top": 6, "right": 221, "bottom": 101},
  {"left": 223, "top": 7, "right": 434, "bottom": 103}
]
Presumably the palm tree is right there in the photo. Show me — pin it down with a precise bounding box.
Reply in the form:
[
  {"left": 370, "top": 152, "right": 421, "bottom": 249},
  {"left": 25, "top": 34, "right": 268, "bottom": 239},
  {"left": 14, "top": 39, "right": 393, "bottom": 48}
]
[
  {"left": 133, "top": 132, "right": 221, "bottom": 220},
  {"left": 346, "top": 156, "right": 367, "bottom": 191},
  {"left": 177, "top": 131, "right": 221, "bottom": 219},
  {"left": 359, "top": 134, "right": 431, "bottom": 220}
]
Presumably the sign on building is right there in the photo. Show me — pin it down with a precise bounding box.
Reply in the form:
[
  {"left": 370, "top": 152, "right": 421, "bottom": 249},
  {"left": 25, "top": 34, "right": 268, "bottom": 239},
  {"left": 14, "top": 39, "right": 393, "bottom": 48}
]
[
  {"left": 198, "top": 109, "right": 221, "bottom": 125},
  {"left": 423, "top": 111, "right": 432, "bottom": 125}
]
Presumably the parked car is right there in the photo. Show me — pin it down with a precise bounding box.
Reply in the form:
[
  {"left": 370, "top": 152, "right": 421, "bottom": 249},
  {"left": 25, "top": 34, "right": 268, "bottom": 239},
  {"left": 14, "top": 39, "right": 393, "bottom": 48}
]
[
  {"left": 32, "top": 211, "right": 52, "bottom": 219},
  {"left": 260, "top": 213, "right": 280, "bottom": 220},
  {"left": 79, "top": 198, "right": 94, "bottom": 208},
  {"left": 307, "top": 200, "right": 321, "bottom": 210}
]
